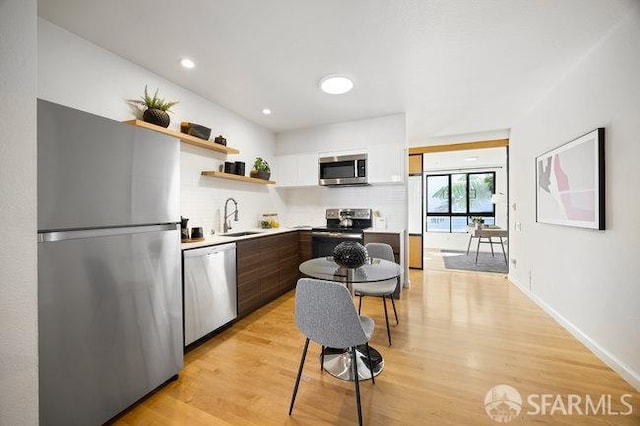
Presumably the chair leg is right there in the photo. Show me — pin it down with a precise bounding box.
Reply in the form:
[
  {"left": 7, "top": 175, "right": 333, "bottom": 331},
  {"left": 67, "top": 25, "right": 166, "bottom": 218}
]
[
  {"left": 358, "top": 295, "right": 363, "bottom": 314},
  {"left": 365, "top": 343, "right": 375, "bottom": 384},
  {"left": 351, "top": 347, "right": 363, "bottom": 426},
  {"left": 289, "top": 338, "right": 310, "bottom": 415},
  {"left": 390, "top": 295, "right": 399, "bottom": 325},
  {"left": 466, "top": 235, "right": 473, "bottom": 255},
  {"left": 320, "top": 345, "right": 325, "bottom": 371},
  {"left": 382, "top": 296, "right": 391, "bottom": 345},
  {"left": 500, "top": 237, "right": 508, "bottom": 265}
]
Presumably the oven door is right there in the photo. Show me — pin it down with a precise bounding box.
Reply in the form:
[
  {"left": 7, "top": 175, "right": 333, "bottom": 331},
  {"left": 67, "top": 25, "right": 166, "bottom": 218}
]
[{"left": 311, "top": 231, "right": 364, "bottom": 258}]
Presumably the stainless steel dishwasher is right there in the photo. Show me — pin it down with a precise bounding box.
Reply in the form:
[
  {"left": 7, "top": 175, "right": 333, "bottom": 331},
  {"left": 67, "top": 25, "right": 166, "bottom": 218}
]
[{"left": 183, "top": 242, "right": 237, "bottom": 346}]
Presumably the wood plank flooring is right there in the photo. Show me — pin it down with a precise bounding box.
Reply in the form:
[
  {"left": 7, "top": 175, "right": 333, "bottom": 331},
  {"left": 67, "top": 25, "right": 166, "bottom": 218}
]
[{"left": 115, "top": 266, "right": 639, "bottom": 425}]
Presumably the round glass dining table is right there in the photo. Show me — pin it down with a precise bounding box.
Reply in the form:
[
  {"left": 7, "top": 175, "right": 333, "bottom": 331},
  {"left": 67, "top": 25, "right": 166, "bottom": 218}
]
[{"left": 298, "top": 256, "right": 401, "bottom": 381}]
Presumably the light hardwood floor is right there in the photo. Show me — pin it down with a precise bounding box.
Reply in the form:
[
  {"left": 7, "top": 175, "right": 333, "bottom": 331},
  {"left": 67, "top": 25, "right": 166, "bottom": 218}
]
[{"left": 115, "top": 264, "right": 639, "bottom": 425}]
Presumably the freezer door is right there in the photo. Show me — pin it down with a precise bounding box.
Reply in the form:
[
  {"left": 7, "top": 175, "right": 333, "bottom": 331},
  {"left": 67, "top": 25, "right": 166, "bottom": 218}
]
[
  {"left": 37, "top": 99, "right": 180, "bottom": 230},
  {"left": 38, "top": 226, "right": 182, "bottom": 425}
]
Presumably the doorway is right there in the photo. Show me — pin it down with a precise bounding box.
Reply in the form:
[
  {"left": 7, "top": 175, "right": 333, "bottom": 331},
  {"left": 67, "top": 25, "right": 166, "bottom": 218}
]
[{"left": 407, "top": 139, "right": 509, "bottom": 272}]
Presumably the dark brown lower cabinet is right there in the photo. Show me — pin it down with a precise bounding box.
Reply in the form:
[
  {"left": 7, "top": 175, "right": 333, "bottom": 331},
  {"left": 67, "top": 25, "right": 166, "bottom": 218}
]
[
  {"left": 236, "top": 237, "right": 264, "bottom": 317},
  {"left": 363, "top": 232, "right": 401, "bottom": 264},
  {"left": 279, "top": 232, "right": 300, "bottom": 294},
  {"left": 299, "top": 230, "right": 312, "bottom": 263},
  {"left": 236, "top": 231, "right": 303, "bottom": 318}
]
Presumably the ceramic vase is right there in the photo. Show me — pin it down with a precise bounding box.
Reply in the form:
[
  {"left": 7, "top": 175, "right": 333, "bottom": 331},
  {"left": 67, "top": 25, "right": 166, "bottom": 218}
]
[{"left": 333, "top": 241, "right": 368, "bottom": 268}]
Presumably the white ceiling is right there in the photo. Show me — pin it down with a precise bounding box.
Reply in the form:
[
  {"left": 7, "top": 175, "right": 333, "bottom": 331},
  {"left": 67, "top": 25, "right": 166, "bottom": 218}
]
[{"left": 38, "top": 0, "right": 635, "bottom": 142}]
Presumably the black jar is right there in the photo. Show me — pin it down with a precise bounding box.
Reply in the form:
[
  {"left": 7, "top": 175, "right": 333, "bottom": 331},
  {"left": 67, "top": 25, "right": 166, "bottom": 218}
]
[
  {"left": 234, "top": 161, "right": 246, "bottom": 176},
  {"left": 224, "top": 161, "right": 236, "bottom": 174}
]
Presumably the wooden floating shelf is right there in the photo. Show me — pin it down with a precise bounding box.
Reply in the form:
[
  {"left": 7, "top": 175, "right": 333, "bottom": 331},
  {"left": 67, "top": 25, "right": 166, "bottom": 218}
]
[
  {"left": 123, "top": 120, "right": 240, "bottom": 154},
  {"left": 201, "top": 171, "right": 275, "bottom": 185}
]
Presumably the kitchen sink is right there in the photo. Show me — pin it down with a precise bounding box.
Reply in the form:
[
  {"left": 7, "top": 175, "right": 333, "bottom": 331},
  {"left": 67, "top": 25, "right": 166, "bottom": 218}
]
[{"left": 221, "top": 231, "right": 263, "bottom": 237}]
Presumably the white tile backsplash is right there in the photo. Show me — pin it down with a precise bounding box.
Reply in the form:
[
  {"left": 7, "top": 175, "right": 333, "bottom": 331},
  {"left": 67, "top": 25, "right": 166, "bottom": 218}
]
[
  {"left": 278, "top": 184, "right": 407, "bottom": 230},
  {"left": 180, "top": 145, "right": 285, "bottom": 236}
]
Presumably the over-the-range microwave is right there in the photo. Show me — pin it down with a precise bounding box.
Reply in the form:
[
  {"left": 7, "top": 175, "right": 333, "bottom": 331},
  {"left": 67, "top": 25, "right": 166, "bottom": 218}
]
[{"left": 318, "top": 153, "right": 368, "bottom": 186}]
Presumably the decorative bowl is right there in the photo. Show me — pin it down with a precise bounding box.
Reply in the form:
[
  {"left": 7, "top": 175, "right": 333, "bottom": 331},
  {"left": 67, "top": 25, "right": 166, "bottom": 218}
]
[{"left": 333, "top": 241, "right": 368, "bottom": 268}]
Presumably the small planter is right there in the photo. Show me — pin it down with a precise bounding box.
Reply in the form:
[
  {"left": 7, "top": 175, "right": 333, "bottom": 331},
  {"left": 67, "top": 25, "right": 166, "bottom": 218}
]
[
  {"left": 250, "top": 170, "right": 271, "bottom": 180},
  {"left": 143, "top": 108, "right": 170, "bottom": 128}
]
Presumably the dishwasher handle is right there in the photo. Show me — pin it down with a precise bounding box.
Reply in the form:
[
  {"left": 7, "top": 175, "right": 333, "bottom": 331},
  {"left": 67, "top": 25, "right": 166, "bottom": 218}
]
[{"left": 183, "top": 242, "right": 236, "bottom": 258}]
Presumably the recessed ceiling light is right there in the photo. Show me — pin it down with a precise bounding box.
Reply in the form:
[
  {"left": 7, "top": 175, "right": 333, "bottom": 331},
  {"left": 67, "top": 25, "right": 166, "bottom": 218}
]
[
  {"left": 319, "top": 74, "right": 354, "bottom": 95},
  {"left": 180, "top": 58, "right": 195, "bottom": 69},
  {"left": 262, "top": 108, "right": 272, "bottom": 115},
  {"left": 464, "top": 156, "right": 479, "bottom": 162}
]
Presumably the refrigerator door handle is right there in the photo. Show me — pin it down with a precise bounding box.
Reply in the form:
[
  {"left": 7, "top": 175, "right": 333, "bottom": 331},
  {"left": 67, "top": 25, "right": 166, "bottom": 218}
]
[{"left": 38, "top": 223, "right": 179, "bottom": 243}]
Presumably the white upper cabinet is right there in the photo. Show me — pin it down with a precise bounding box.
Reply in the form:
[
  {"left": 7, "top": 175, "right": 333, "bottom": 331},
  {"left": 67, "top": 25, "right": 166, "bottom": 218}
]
[
  {"left": 367, "top": 144, "right": 405, "bottom": 184},
  {"left": 297, "top": 152, "right": 319, "bottom": 186},
  {"left": 273, "top": 154, "right": 297, "bottom": 186},
  {"left": 276, "top": 145, "right": 405, "bottom": 187},
  {"left": 274, "top": 152, "right": 318, "bottom": 187}
]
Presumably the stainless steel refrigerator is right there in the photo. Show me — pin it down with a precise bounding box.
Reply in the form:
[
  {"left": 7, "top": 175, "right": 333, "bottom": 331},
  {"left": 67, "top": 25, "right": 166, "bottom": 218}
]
[{"left": 37, "top": 99, "right": 183, "bottom": 425}]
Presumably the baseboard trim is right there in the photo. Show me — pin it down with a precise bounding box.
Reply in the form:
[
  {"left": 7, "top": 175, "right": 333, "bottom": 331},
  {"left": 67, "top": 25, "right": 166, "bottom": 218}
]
[{"left": 509, "top": 275, "right": 640, "bottom": 392}]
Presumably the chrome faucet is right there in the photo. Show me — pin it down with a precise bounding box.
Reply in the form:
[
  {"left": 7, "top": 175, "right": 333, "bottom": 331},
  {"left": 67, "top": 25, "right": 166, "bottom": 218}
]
[{"left": 223, "top": 198, "right": 239, "bottom": 233}]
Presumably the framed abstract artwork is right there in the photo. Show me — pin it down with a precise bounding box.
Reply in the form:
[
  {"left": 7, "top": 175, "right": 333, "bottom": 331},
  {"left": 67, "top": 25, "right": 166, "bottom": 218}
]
[{"left": 535, "top": 128, "right": 605, "bottom": 230}]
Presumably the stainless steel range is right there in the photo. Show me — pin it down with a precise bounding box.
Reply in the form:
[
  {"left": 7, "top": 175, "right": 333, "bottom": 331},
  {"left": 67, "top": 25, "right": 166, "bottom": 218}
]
[{"left": 311, "top": 208, "right": 372, "bottom": 257}]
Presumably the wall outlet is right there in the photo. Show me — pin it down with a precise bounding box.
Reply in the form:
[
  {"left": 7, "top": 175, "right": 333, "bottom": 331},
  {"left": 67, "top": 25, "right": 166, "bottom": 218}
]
[
  {"left": 510, "top": 258, "right": 517, "bottom": 268},
  {"left": 515, "top": 222, "right": 522, "bottom": 231}
]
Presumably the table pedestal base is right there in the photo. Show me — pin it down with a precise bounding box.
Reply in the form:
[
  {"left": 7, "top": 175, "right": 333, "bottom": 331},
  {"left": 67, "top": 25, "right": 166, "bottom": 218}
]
[{"left": 321, "top": 345, "right": 384, "bottom": 381}]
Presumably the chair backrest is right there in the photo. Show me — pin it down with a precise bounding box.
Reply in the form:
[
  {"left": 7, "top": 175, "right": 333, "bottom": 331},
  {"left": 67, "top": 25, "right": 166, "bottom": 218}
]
[
  {"left": 295, "top": 278, "right": 369, "bottom": 348},
  {"left": 365, "top": 242, "right": 400, "bottom": 293},
  {"left": 365, "top": 243, "right": 395, "bottom": 262}
]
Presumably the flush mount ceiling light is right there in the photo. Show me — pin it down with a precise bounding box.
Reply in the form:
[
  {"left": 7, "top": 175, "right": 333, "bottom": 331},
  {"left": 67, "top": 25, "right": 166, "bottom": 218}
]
[
  {"left": 262, "top": 108, "right": 272, "bottom": 115},
  {"left": 319, "top": 74, "right": 354, "bottom": 95},
  {"left": 180, "top": 58, "right": 195, "bottom": 69},
  {"left": 464, "top": 156, "right": 479, "bottom": 162}
]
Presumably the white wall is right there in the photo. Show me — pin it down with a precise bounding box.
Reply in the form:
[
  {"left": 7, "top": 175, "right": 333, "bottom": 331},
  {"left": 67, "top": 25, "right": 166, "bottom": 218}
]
[
  {"left": 275, "top": 114, "right": 408, "bottom": 230},
  {"left": 509, "top": 5, "right": 640, "bottom": 389},
  {"left": 0, "top": 1, "right": 39, "bottom": 424},
  {"left": 277, "top": 113, "right": 405, "bottom": 155},
  {"left": 38, "top": 19, "right": 283, "bottom": 235}
]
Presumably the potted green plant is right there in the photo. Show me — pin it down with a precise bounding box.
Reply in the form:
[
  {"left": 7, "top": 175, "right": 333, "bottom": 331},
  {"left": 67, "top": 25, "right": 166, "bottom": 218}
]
[
  {"left": 250, "top": 157, "right": 271, "bottom": 180},
  {"left": 129, "top": 85, "right": 179, "bottom": 128},
  {"left": 470, "top": 216, "right": 485, "bottom": 229}
]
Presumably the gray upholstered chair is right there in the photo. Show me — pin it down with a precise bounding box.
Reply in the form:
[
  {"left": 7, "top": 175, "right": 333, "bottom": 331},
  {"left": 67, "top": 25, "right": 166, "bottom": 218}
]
[
  {"left": 289, "top": 278, "right": 375, "bottom": 426},
  {"left": 352, "top": 243, "right": 399, "bottom": 345}
]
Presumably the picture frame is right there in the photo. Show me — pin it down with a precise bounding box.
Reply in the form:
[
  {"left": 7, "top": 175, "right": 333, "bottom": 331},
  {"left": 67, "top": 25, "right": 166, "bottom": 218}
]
[{"left": 535, "top": 128, "right": 605, "bottom": 230}]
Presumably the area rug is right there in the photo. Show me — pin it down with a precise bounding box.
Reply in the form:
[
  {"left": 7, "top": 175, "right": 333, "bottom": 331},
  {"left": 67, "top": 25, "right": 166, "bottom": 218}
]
[{"left": 441, "top": 250, "right": 508, "bottom": 274}]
